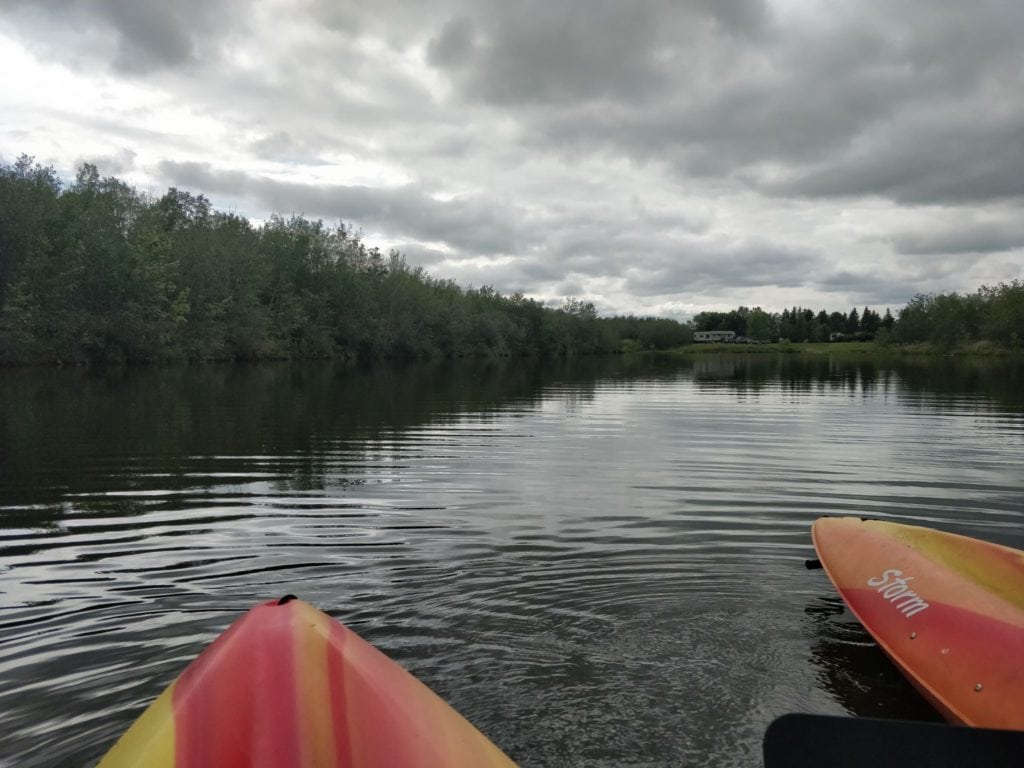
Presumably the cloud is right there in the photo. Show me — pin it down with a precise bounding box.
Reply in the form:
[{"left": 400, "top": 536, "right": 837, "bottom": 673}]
[
  {"left": 78, "top": 148, "right": 137, "bottom": 176},
  {"left": 9, "top": 0, "right": 1023, "bottom": 206},
  {"left": 157, "top": 160, "right": 531, "bottom": 254},
  {"left": 759, "top": 110, "right": 1024, "bottom": 204},
  {"left": 812, "top": 271, "right": 924, "bottom": 307},
  {"left": 427, "top": 16, "right": 477, "bottom": 69},
  {"left": 0, "top": 0, "right": 246, "bottom": 73},
  {"left": 423, "top": 0, "right": 1024, "bottom": 204},
  {"left": 622, "top": 240, "right": 822, "bottom": 297},
  {"left": 893, "top": 219, "right": 1024, "bottom": 255}
]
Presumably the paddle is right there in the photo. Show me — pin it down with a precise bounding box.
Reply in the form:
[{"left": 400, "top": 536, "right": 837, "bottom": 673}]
[{"left": 764, "top": 713, "right": 1024, "bottom": 768}]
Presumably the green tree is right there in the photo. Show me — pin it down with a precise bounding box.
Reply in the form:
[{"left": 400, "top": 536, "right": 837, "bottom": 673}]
[
  {"left": 845, "top": 307, "right": 860, "bottom": 334},
  {"left": 979, "top": 281, "right": 1024, "bottom": 347},
  {"left": 860, "top": 307, "right": 881, "bottom": 335},
  {"left": 881, "top": 308, "right": 895, "bottom": 330},
  {"left": 747, "top": 307, "right": 772, "bottom": 340}
]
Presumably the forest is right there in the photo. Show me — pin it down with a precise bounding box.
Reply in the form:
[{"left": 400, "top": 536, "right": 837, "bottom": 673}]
[
  {"left": 0, "top": 157, "right": 689, "bottom": 364},
  {"left": 1, "top": 157, "right": 1021, "bottom": 364}
]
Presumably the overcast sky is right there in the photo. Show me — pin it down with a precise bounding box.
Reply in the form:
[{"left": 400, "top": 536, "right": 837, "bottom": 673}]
[{"left": 2, "top": 1, "right": 1022, "bottom": 317}]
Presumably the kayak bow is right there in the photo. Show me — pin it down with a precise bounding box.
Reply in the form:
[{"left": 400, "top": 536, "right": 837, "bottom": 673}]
[{"left": 99, "top": 597, "right": 515, "bottom": 768}]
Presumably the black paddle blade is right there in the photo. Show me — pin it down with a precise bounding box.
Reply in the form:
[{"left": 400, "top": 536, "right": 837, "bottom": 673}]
[{"left": 764, "top": 714, "right": 1024, "bottom": 768}]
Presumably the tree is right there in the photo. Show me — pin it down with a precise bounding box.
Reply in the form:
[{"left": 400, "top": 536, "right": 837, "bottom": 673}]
[
  {"left": 845, "top": 307, "right": 860, "bottom": 334},
  {"left": 0, "top": 156, "right": 62, "bottom": 315},
  {"left": 881, "top": 308, "right": 895, "bottom": 330},
  {"left": 979, "top": 281, "right": 1024, "bottom": 347},
  {"left": 747, "top": 307, "right": 772, "bottom": 341},
  {"left": 860, "top": 307, "right": 881, "bottom": 335},
  {"left": 561, "top": 296, "right": 598, "bottom": 320}
]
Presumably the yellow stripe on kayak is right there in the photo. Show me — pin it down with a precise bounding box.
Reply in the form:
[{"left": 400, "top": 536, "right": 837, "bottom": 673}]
[
  {"left": 881, "top": 521, "right": 1024, "bottom": 613},
  {"left": 293, "top": 601, "right": 339, "bottom": 767},
  {"left": 97, "top": 680, "right": 176, "bottom": 768}
]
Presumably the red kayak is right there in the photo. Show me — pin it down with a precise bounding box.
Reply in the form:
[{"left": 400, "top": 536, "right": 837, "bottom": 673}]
[
  {"left": 812, "top": 517, "right": 1024, "bottom": 728},
  {"left": 98, "top": 596, "right": 516, "bottom": 767}
]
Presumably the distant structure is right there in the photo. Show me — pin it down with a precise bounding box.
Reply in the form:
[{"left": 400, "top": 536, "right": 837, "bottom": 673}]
[{"left": 693, "top": 330, "right": 736, "bottom": 343}]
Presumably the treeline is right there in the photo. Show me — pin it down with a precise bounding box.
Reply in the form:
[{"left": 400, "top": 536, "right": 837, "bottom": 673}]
[
  {"left": 890, "top": 285, "right": 1024, "bottom": 349},
  {"left": 694, "top": 305, "right": 894, "bottom": 342},
  {"left": 694, "top": 283, "right": 1023, "bottom": 350},
  {"left": 0, "top": 157, "right": 691, "bottom": 364}
]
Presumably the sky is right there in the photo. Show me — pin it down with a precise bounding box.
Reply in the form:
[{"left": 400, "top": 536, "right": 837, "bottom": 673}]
[{"left": 1, "top": 0, "right": 1022, "bottom": 319}]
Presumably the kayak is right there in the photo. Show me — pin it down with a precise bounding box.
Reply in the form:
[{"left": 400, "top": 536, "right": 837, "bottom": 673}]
[
  {"left": 98, "top": 597, "right": 515, "bottom": 767},
  {"left": 811, "top": 516, "right": 1024, "bottom": 729}
]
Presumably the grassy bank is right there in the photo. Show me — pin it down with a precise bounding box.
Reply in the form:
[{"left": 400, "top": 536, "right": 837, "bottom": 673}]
[{"left": 670, "top": 341, "right": 877, "bottom": 355}]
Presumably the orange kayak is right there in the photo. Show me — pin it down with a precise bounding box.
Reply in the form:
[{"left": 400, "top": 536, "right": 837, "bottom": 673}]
[
  {"left": 812, "top": 517, "right": 1024, "bottom": 728},
  {"left": 98, "top": 597, "right": 515, "bottom": 767}
]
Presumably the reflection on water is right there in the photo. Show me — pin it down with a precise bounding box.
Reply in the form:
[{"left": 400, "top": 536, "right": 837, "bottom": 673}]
[
  {"left": 803, "top": 596, "right": 941, "bottom": 723},
  {"left": 0, "top": 354, "right": 1022, "bottom": 766},
  {"left": 691, "top": 353, "right": 1024, "bottom": 413}
]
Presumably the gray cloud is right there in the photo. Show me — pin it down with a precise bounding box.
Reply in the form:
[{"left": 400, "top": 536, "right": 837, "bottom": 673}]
[
  {"left": 437, "top": 1, "right": 769, "bottom": 107},
  {"left": 389, "top": 242, "right": 452, "bottom": 269},
  {"left": 0, "top": 0, "right": 245, "bottom": 73},
  {"left": 760, "top": 113, "right": 1024, "bottom": 204},
  {"left": 10, "top": 0, "right": 1023, "bottom": 203},
  {"left": 893, "top": 219, "right": 1024, "bottom": 255},
  {"left": 622, "top": 242, "right": 821, "bottom": 297},
  {"left": 78, "top": 148, "right": 137, "bottom": 176},
  {"left": 813, "top": 271, "right": 924, "bottom": 308},
  {"left": 433, "top": 0, "right": 1024, "bottom": 204},
  {"left": 157, "top": 161, "right": 531, "bottom": 255},
  {"left": 427, "top": 16, "right": 477, "bottom": 69}
]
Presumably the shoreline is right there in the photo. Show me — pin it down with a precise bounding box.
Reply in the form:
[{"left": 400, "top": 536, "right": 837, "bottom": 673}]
[
  {"left": 2, "top": 340, "right": 1023, "bottom": 368},
  {"left": 665, "top": 341, "right": 1024, "bottom": 357}
]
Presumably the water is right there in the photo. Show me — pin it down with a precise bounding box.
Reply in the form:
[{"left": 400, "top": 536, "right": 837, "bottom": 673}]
[{"left": 1, "top": 355, "right": 1022, "bottom": 766}]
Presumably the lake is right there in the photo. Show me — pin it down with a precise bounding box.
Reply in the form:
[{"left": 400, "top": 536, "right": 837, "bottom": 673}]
[{"left": 1, "top": 354, "right": 1022, "bottom": 767}]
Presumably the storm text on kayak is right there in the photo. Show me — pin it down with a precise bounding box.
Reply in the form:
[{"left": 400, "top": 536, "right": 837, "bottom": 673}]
[{"left": 867, "top": 569, "right": 930, "bottom": 618}]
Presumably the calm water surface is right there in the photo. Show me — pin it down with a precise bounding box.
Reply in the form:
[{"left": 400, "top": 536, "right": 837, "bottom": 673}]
[{"left": 1, "top": 355, "right": 1023, "bottom": 766}]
